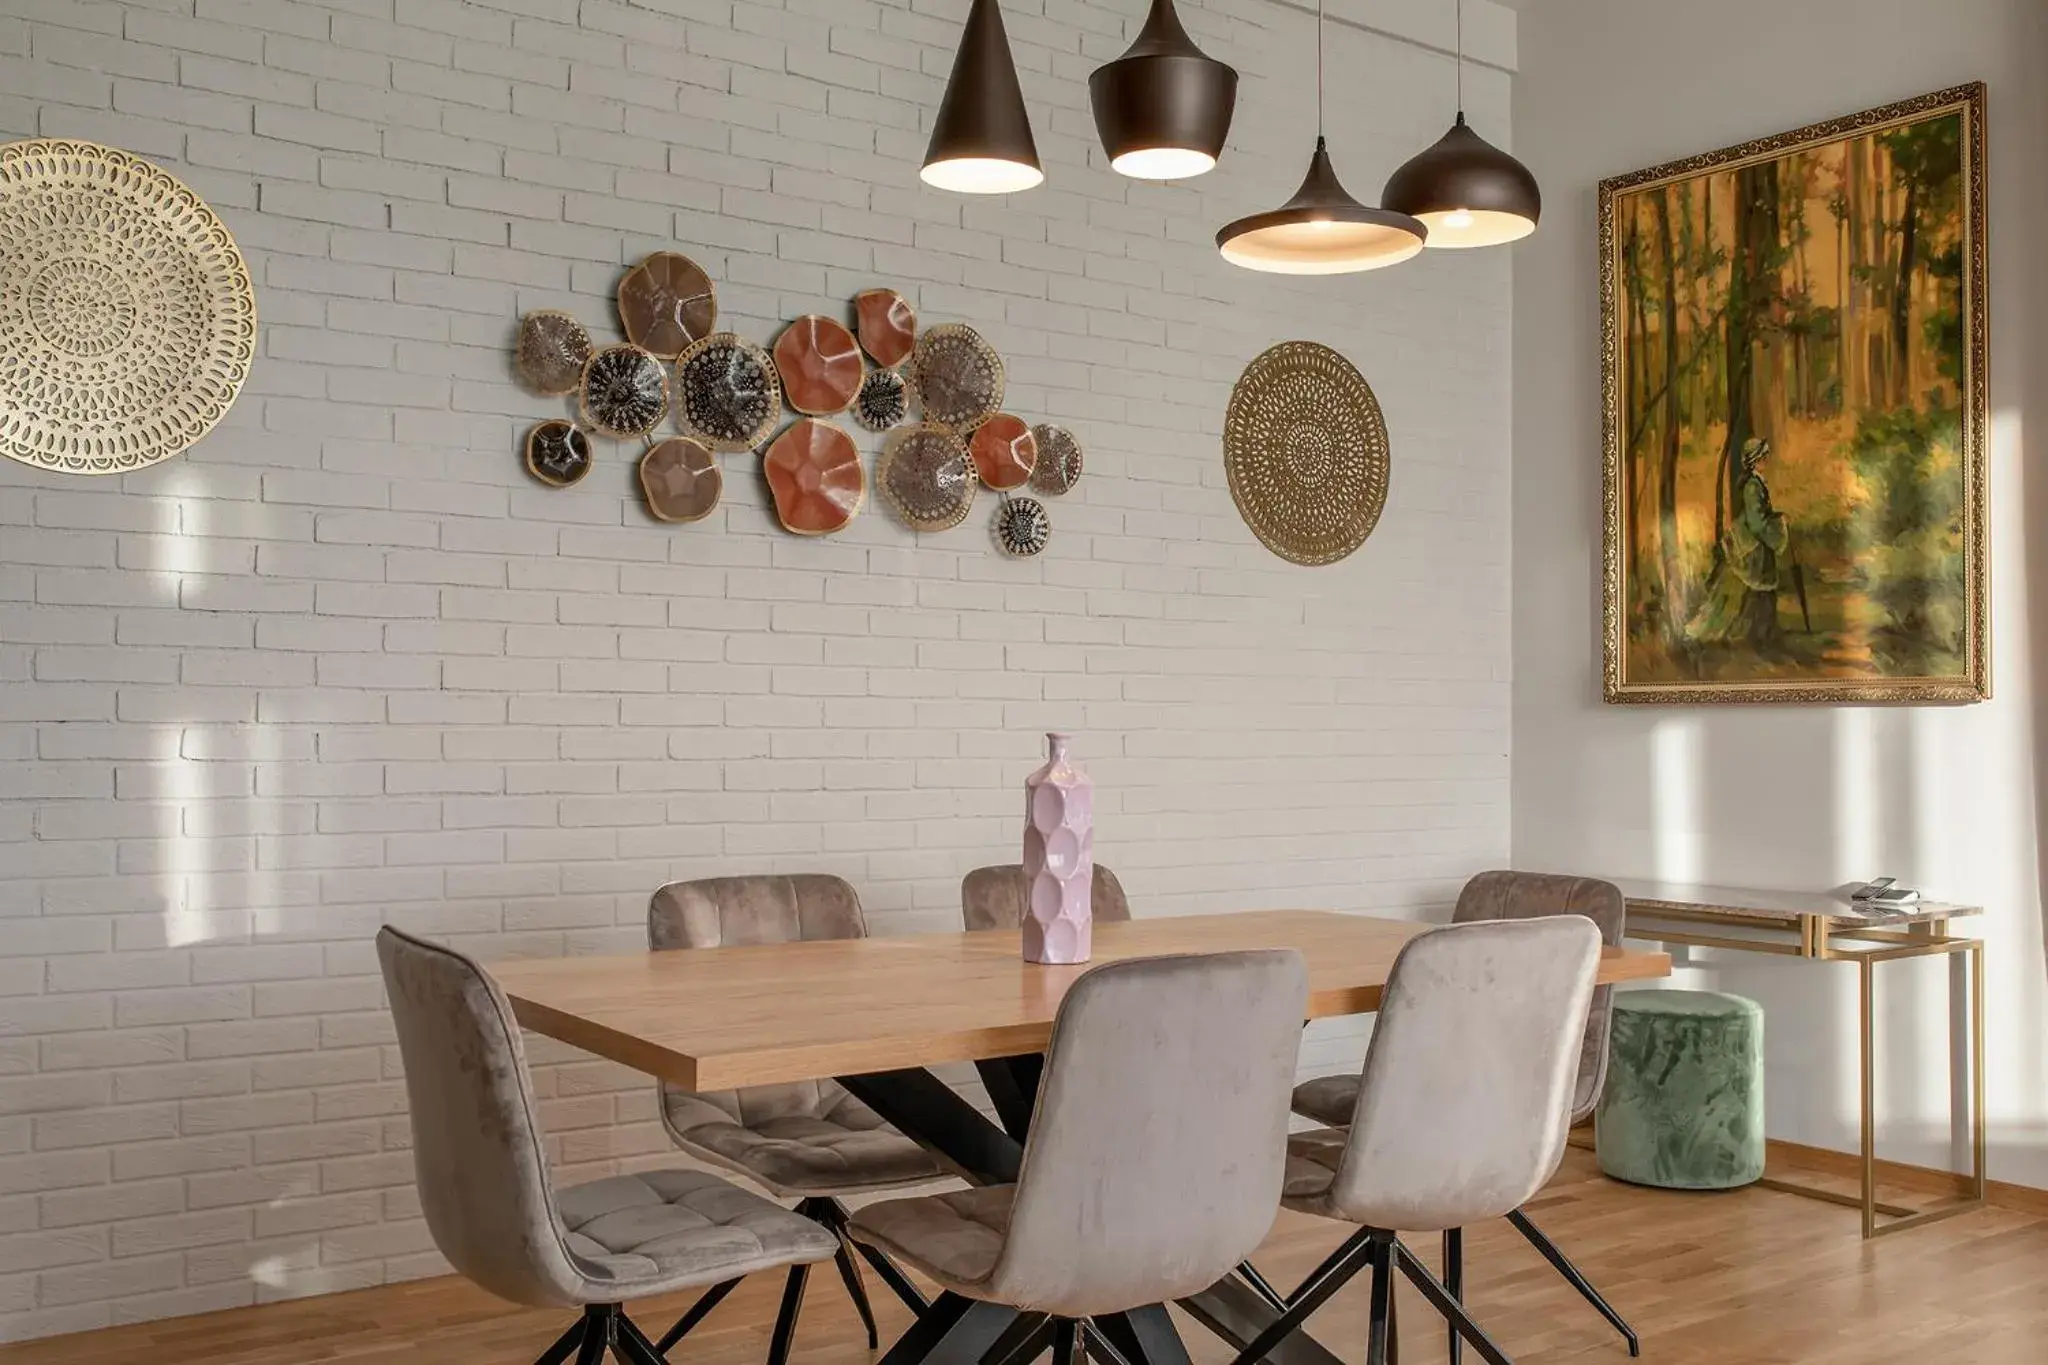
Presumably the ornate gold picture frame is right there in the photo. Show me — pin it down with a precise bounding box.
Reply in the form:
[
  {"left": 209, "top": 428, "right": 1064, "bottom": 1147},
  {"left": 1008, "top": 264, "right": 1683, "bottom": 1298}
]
[{"left": 1600, "top": 84, "right": 1988, "bottom": 704}]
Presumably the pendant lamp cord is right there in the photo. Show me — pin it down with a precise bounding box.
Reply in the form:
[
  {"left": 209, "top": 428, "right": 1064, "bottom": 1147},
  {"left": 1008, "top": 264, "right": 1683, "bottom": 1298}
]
[
  {"left": 1315, "top": 0, "right": 1325, "bottom": 139},
  {"left": 1455, "top": 0, "right": 1464, "bottom": 114}
]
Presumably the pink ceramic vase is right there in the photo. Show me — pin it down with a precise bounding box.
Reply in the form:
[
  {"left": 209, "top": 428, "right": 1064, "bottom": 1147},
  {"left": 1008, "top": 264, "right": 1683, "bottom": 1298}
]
[{"left": 1022, "top": 732, "right": 1094, "bottom": 964}]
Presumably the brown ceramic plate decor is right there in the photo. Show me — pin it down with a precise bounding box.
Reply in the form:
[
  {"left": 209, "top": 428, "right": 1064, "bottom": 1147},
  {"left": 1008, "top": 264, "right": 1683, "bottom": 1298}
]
[
  {"left": 580, "top": 343, "right": 670, "bottom": 437},
  {"left": 676, "top": 333, "right": 782, "bottom": 452},
  {"left": 773, "top": 315, "right": 864, "bottom": 417},
  {"left": 1029, "top": 424, "right": 1083, "bottom": 495},
  {"left": 618, "top": 252, "right": 717, "bottom": 359},
  {"left": 516, "top": 310, "right": 592, "bottom": 395},
  {"left": 525, "top": 420, "right": 592, "bottom": 487},
  {"left": 969, "top": 413, "right": 1037, "bottom": 490},
  {"left": 878, "top": 424, "right": 976, "bottom": 532},
  {"left": 909, "top": 323, "right": 1004, "bottom": 431},
  {"left": 856, "top": 288, "right": 917, "bottom": 368},
  {"left": 855, "top": 367, "right": 910, "bottom": 432},
  {"left": 993, "top": 495, "right": 1051, "bottom": 557},
  {"left": 764, "top": 419, "right": 866, "bottom": 536},
  {"left": 639, "top": 436, "right": 722, "bottom": 523}
]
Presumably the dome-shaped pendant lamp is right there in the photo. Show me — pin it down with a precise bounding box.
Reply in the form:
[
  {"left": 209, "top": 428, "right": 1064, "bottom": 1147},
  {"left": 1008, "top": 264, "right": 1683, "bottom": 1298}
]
[
  {"left": 1380, "top": 0, "right": 1540, "bottom": 247},
  {"left": 1215, "top": 1, "right": 1425, "bottom": 274},
  {"left": 1090, "top": 0, "right": 1239, "bottom": 180},
  {"left": 922, "top": 0, "right": 1044, "bottom": 195}
]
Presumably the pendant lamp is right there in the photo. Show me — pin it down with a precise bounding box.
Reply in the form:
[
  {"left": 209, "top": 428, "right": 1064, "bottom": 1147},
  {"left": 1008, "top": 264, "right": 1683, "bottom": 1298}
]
[
  {"left": 922, "top": 0, "right": 1043, "bottom": 195},
  {"left": 1089, "top": 0, "right": 1238, "bottom": 180},
  {"left": 1216, "top": 0, "right": 1425, "bottom": 274},
  {"left": 1380, "top": 0, "right": 1540, "bottom": 247}
]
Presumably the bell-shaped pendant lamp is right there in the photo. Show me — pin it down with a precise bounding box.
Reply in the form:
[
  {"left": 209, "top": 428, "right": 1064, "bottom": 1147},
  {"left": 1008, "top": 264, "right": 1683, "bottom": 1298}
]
[
  {"left": 1380, "top": 0, "right": 1540, "bottom": 247},
  {"left": 922, "top": 0, "right": 1043, "bottom": 195},
  {"left": 1215, "top": 1, "right": 1425, "bottom": 274},
  {"left": 1089, "top": 0, "right": 1239, "bottom": 180}
]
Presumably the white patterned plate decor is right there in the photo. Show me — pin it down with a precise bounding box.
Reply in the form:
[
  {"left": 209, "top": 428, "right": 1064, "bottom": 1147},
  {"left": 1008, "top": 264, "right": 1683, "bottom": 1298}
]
[
  {"left": 0, "top": 139, "right": 257, "bottom": 476},
  {"left": 1029, "top": 424, "right": 1083, "bottom": 495},
  {"left": 1223, "top": 341, "right": 1390, "bottom": 566},
  {"left": 993, "top": 494, "right": 1051, "bottom": 557}
]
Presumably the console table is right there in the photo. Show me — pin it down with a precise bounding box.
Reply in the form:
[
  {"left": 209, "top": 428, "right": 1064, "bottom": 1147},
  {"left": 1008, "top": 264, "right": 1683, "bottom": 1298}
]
[{"left": 1613, "top": 880, "right": 1985, "bottom": 1239}]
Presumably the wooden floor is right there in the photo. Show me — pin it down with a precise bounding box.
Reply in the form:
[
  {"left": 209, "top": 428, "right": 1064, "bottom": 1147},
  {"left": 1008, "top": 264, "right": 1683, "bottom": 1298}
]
[{"left": 5, "top": 1151, "right": 2044, "bottom": 1365}]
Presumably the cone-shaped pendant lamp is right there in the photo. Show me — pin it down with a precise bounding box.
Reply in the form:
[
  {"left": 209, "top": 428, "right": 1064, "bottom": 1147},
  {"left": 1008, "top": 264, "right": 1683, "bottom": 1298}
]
[
  {"left": 1090, "top": 0, "right": 1238, "bottom": 180},
  {"left": 1380, "top": 0, "right": 1540, "bottom": 247},
  {"left": 922, "top": 0, "right": 1043, "bottom": 195},
  {"left": 1215, "top": 1, "right": 1425, "bottom": 273}
]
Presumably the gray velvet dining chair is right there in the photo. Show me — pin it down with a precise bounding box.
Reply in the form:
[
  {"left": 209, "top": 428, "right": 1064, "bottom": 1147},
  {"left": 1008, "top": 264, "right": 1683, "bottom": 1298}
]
[
  {"left": 1231, "top": 917, "right": 1603, "bottom": 1365},
  {"left": 960, "top": 862, "right": 1132, "bottom": 932},
  {"left": 846, "top": 948, "right": 1309, "bottom": 1365},
  {"left": 646, "top": 874, "right": 942, "bottom": 1363},
  {"left": 376, "top": 926, "right": 839, "bottom": 1365},
  {"left": 1286, "top": 870, "right": 1639, "bottom": 1359}
]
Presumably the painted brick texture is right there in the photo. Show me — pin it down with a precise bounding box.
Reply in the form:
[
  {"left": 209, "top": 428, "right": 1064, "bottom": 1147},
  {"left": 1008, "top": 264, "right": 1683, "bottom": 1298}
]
[{"left": 0, "top": 0, "right": 1515, "bottom": 1340}]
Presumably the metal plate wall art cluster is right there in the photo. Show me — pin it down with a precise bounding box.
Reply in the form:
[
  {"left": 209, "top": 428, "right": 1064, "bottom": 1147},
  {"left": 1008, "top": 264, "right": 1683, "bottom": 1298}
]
[
  {"left": 0, "top": 139, "right": 257, "bottom": 476},
  {"left": 504, "top": 250, "right": 1086, "bottom": 555},
  {"left": 1223, "top": 341, "right": 1390, "bottom": 567}
]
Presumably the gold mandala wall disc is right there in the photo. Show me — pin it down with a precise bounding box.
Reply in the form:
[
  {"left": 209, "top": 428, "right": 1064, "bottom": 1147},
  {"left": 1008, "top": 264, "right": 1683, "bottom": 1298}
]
[
  {"left": 1223, "top": 341, "right": 1389, "bottom": 566},
  {"left": 0, "top": 140, "right": 257, "bottom": 475}
]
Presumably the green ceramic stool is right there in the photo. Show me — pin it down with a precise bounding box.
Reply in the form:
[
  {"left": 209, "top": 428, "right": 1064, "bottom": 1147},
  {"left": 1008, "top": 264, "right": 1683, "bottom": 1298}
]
[{"left": 1596, "top": 989, "right": 1765, "bottom": 1190}]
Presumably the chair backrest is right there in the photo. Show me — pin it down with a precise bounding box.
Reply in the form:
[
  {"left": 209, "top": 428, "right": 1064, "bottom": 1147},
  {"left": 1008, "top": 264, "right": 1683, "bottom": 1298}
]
[
  {"left": 648, "top": 874, "right": 868, "bottom": 1124},
  {"left": 990, "top": 949, "right": 1308, "bottom": 1318},
  {"left": 1326, "top": 918, "right": 1600, "bottom": 1232},
  {"left": 961, "top": 863, "right": 1132, "bottom": 932},
  {"left": 650, "top": 873, "right": 868, "bottom": 950},
  {"left": 376, "top": 927, "right": 582, "bottom": 1307},
  {"left": 1454, "top": 870, "right": 1625, "bottom": 1121}
]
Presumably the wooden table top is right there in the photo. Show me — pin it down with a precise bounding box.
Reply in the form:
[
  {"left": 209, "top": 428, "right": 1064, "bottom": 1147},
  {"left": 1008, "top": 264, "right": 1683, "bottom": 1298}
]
[
  {"left": 1616, "top": 879, "right": 1981, "bottom": 927},
  {"left": 492, "top": 910, "right": 1673, "bottom": 1090}
]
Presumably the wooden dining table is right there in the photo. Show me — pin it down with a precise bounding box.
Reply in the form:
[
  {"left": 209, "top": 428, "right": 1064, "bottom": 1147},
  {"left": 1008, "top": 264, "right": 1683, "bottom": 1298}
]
[{"left": 494, "top": 910, "right": 1671, "bottom": 1365}]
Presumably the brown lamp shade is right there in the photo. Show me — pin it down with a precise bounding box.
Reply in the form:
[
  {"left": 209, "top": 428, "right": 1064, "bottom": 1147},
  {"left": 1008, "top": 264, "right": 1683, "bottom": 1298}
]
[
  {"left": 922, "top": 0, "right": 1043, "bottom": 195},
  {"left": 1381, "top": 113, "right": 1541, "bottom": 249},
  {"left": 1217, "top": 137, "right": 1427, "bottom": 275},
  {"left": 1089, "top": 0, "right": 1238, "bottom": 181}
]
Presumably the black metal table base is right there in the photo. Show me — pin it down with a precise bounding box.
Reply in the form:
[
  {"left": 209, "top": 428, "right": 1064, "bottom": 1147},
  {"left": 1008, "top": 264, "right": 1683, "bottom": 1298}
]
[{"left": 838, "top": 1056, "right": 1345, "bottom": 1365}]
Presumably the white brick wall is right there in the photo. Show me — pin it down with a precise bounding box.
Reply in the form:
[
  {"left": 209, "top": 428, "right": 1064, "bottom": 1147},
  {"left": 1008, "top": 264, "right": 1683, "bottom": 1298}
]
[{"left": 0, "top": 0, "right": 1515, "bottom": 1340}]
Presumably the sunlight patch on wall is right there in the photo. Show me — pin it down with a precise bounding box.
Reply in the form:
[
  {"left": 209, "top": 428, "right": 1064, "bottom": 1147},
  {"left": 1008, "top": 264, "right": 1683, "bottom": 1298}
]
[{"left": 1650, "top": 716, "right": 1703, "bottom": 883}]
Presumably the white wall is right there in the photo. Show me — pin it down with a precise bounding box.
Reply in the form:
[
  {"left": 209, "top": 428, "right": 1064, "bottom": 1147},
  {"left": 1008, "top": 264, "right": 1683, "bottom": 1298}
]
[
  {"left": 0, "top": 0, "right": 1517, "bottom": 1340},
  {"left": 1511, "top": 0, "right": 2048, "bottom": 1186}
]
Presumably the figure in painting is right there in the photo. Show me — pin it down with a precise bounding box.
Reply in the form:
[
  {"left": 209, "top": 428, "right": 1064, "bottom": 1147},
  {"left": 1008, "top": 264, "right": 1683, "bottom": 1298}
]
[{"left": 1685, "top": 440, "right": 1787, "bottom": 653}]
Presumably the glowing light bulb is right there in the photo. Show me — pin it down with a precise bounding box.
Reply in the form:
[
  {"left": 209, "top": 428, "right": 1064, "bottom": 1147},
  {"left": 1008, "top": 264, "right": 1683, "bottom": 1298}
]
[{"left": 1443, "top": 209, "right": 1475, "bottom": 229}]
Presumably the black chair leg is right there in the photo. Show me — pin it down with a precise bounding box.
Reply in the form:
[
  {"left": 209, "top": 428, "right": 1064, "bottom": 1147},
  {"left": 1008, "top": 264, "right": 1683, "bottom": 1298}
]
[
  {"left": 1054, "top": 1320, "right": 1084, "bottom": 1365},
  {"left": 533, "top": 1315, "right": 586, "bottom": 1365},
  {"left": 1365, "top": 1238, "right": 1395, "bottom": 1365},
  {"left": 617, "top": 1312, "right": 671, "bottom": 1365},
  {"left": 836, "top": 1237, "right": 881, "bottom": 1348},
  {"left": 766, "top": 1262, "right": 812, "bottom": 1365},
  {"left": 1505, "top": 1208, "right": 1639, "bottom": 1357},
  {"left": 855, "top": 1237, "right": 933, "bottom": 1315},
  {"left": 574, "top": 1305, "right": 614, "bottom": 1365},
  {"left": 1235, "top": 1262, "right": 1290, "bottom": 1314},
  {"left": 657, "top": 1276, "right": 742, "bottom": 1353},
  {"left": 1443, "top": 1228, "right": 1463, "bottom": 1365},
  {"left": 1390, "top": 1242, "right": 1514, "bottom": 1365},
  {"left": 1224, "top": 1229, "right": 1378, "bottom": 1365}
]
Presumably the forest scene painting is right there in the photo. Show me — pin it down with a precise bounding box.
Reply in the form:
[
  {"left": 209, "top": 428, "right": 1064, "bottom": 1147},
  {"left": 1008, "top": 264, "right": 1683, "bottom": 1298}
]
[{"left": 1601, "top": 86, "right": 1987, "bottom": 704}]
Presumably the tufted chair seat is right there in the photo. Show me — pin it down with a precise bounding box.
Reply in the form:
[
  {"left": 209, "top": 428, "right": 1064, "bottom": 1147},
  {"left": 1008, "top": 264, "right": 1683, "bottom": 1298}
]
[
  {"left": 554, "top": 1170, "right": 838, "bottom": 1294},
  {"left": 662, "top": 1083, "right": 942, "bottom": 1196}
]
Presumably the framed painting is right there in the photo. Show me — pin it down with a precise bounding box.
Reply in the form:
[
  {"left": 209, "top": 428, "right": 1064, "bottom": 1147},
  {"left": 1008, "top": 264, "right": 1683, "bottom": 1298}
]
[{"left": 1600, "top": 84, "right": 1988, "bottom": 704}]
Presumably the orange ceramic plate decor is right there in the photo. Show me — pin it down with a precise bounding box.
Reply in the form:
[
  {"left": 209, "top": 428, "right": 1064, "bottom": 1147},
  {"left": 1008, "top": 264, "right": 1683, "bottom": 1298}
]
[
  {"left": 764, "top": 419, "right": 866, "bottom": 535},
  {"left": 774, "top": 315, "right": 864, "bottom": 416},
  {"left": 969, "top": 413, "right": 1037, "bottom": 490},
  {"left": 855, "top": 288, "right": 917, "bottom": 369}
]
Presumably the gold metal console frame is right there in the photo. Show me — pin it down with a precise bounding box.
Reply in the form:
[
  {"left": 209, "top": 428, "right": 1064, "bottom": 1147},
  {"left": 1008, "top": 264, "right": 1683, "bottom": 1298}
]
[{"left": 1616, "top": 882, "right": 1986, "bottom": 1240}]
